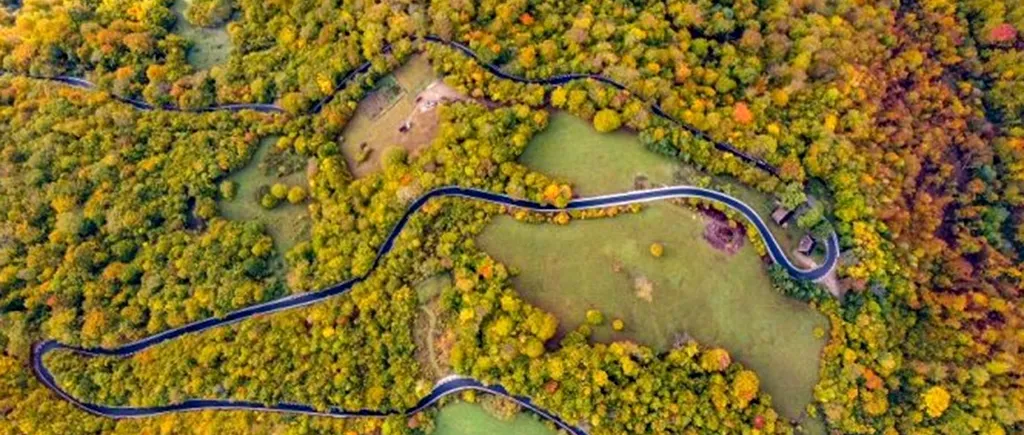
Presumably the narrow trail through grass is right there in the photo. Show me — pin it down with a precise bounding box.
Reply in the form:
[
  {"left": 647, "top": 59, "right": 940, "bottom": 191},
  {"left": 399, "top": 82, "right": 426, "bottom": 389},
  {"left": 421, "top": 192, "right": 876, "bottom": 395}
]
[{"left": 415, "top": 275, "right": 450, "bottom": 380}]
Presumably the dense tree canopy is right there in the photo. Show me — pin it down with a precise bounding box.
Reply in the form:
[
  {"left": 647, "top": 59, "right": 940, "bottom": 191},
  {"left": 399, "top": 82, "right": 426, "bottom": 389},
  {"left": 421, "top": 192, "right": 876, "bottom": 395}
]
[{"left": 1, "top": 0, "right": 1023, "bottom": 434}]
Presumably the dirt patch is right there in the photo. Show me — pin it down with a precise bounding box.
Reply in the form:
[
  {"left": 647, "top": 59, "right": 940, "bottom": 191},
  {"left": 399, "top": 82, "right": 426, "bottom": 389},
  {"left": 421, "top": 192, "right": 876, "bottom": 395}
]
[
  {"left": 609, "top": 257, "right": 655, "bottom": 303},
  {"left": 346, "top": 79, "right": 473, "bottom": 178},
  {"left": 633, "top": 276, "right": 654, "bottom": 302},
  {"left": 360, "top": 76, "right": 404, "bottom": 119},
  {"left": 633, "top": 174, "right": 650, "bottom": 190},
  {"left": 701, "top": 208, "right": 745, "bottom": 254}
]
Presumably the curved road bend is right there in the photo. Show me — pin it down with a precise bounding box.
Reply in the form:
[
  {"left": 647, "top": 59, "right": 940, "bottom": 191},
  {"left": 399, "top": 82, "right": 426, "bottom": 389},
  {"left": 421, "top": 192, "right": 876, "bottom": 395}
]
[
  {"left": 32, "top": 185, "right": 839, "bottom": 433},
  {"left": 21, "top": 35, "right": 778, "bottom": 175}
]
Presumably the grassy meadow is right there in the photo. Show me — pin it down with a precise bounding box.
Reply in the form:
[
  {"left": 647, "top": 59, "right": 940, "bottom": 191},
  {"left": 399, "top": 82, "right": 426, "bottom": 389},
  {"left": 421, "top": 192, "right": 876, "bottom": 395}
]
[
  {"left": 171, "top": 0, "right": 232, "bottom": 70},
  {"left": 341, "top": 54, "right": 438, "bottom": 177},
  {"left": 433, "top": 402, "right": 555, "bottom": 435},
  {"left": 478, "top": 112, "right": 828, "bottom": 420},
  {"left": 218, "top": 137, "right": 311, "bottom": 255}
]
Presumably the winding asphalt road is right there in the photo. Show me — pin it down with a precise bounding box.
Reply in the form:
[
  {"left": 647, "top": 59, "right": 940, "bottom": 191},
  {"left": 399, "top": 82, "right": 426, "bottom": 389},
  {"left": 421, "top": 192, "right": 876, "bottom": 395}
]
[
  {"left": 32, "top": 185, "right": 839, "bottom": 432},
  {"left": 23, "top": 35, "right": 778, "bottom": 176}
]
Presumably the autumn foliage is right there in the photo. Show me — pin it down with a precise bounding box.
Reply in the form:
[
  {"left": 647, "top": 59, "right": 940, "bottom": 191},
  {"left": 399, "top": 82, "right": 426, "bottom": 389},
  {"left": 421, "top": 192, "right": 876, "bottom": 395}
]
[{"left": 1, "top": 0, "right": 1023, "bottom": 434}]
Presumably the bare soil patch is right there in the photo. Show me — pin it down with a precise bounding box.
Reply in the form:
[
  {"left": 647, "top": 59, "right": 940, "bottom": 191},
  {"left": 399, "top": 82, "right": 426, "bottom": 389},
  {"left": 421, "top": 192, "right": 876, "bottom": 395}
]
[
  {"left": 343, "top": 53, "right": 494, "bottom": 178},
  {"left": 701, "top": 208, "right": 745, "bottom": 255}
]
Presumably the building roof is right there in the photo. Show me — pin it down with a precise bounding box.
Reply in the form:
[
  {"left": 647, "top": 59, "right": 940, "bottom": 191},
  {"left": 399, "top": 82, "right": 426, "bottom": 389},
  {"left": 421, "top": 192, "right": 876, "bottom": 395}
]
[
  {"left": 771, "top": 206, "right": 793, "bottom": 225},
  {"left": 798, "top": 235, "right": 815, "bottom": 253}
]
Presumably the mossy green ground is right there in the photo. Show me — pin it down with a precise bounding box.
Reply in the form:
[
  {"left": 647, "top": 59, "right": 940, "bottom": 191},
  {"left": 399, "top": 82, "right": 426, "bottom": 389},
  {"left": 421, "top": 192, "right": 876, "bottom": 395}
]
[
  {"left": 478, "top": 112, "right": 827, "bottom": 420},
  {"left": 172, "top": 0, "right": 232, "bottom": 70},
  {"left": 218, "top": 137, "right": 310, "bottom": 255},
  {"left": 433, "top": 402, "right": 555, "bottom": 435}
]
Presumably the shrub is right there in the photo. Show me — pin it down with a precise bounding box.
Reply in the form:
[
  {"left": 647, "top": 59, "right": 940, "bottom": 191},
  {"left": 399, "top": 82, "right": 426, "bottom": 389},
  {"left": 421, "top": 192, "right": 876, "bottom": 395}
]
[
  {"left": 270, "top": 183, "right": 289, "bottom": 199},
  {"left": 219, "top": 180, "right": 237, "bottom": 200},
  {"left": 259, "top": 193, "right": 280, "bottom": 209},
  {"left": 287, "top": 186, "right": 307, "bottom": 204},
  {"left": 380, "top": 145, "right": 408, "bottom": 170},
  {"left": 649, "top": 242, "right": 664, "bottom": 257},
  {"left": 185, "top": 0, "right": 233, "bottom": 28}
]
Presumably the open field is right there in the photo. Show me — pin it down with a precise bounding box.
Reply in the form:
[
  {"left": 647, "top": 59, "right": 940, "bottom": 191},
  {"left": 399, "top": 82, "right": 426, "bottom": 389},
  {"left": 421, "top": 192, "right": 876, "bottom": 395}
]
[
  {"left": 433, "top": 401, "right": 555, "bottom": 435},
  {"left": 518, "top": 112, "right": 678, "bottom": 195},
  {"left": 341, "top": 53, "right": 444, "bottom": 177},
  {"left": 481, "top": 112, "right": 828, "bottom": 420},
  {"left": 520, "top": 112, "right": 821, "bottom": 261},
  {"left": 171, "top": 0, "right": 232, "bottom": 70},
  {"left": 479, "top": 209, "right": 827, "bottom": 420},
  {"left": 218, "top": 137, "right": 311, "bottom": 255}
]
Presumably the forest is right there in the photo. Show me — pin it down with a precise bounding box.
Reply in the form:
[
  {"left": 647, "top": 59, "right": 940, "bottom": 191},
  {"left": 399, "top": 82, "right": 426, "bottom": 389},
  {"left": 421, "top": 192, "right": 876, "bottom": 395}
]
[{"left": 1, "top": 0, "right": 1023, "bottom": 434}]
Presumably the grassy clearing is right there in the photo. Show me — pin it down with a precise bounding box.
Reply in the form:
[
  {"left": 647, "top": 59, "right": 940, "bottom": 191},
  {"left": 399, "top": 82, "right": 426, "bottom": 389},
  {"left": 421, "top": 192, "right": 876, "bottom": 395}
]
[
  {"left": 433, "top": 401, "right": 555, "bottom": 435},
  {"left": 522, "top": 112, "right": 817, "bottom": 259},
  {"left": 415, "top": 274, "right": 451, "bottom": 304},
  {"left": 218, "top": 137, "right": 311, "bottom": 255},
  {"left": 518, "top": 112, "right": 679, "bottom": 195},
  {"left": 414, "top": 275, "right": 452, "bottom": 380},
  {"left": 479, "top": 209, "right": 827, "bottom": 420},
  {"left": 479, "top": 112, "right": 828, "bottom": 420},
  {"left": 171, "top": 0, "right": 232, "bottom": 70},
  {"left": 341, "top": 53, "right": 440, "bottom": 177}
]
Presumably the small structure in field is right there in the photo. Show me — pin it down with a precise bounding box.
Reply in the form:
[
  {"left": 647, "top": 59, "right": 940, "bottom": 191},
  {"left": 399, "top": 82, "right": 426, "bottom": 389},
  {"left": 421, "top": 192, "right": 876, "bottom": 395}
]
[
  {"left": 399, "top": 120, "right": 412, "bottom": 133},
  {"left": 797, "top": 235, "right": 815, "bottom": 254},
  {"left": 771, "top": 205, "right": 793, "bottom": 227}
]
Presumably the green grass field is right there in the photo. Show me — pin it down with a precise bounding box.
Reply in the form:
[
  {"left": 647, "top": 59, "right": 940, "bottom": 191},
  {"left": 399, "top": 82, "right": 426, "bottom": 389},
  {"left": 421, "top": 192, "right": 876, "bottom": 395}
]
[
  {"left": 518, "top": 112, "right": 678, "bottom": 195},
  {"left": 522, "top": 112, "right": 814, "bottom": 258},
  {"left": 433, "top": 402, "right": 555, "bottom": 435},
  {"left": 478, "top": 112, "right": 828, "bottom": 420},
  {"left": 172, "top": 0, "right": 232, "bottom": 70},
  {"left": 218, "top": 137, "right": 311, "bottom": 255}
]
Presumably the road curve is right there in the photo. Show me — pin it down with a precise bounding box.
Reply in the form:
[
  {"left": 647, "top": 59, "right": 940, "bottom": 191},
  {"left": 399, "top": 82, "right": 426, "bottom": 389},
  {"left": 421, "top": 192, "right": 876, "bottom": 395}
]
[
  {"left": 32, "top": 185, "right": 839, "bottom": 432},
  {"left": 19, "top": 35, "right": 778, "bottom": 175}
]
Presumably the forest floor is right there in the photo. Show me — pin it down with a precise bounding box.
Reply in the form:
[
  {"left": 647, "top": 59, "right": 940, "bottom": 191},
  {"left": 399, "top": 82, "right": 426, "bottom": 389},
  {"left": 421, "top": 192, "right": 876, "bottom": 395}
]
[
  {"left": 477, "top": 112, "right": 829, "bottom": 421},
  {"left": 218, "top": 137, "right": 311, "bottom": 256},
  {"left": 433, "top": 401, "right": 555, "bottom": 435},
  {"left": 341, "top": 53, "right": 453, "bottom": 177},
  {"left": 171, "top": 0, "right": 231, "bottom": 70}
]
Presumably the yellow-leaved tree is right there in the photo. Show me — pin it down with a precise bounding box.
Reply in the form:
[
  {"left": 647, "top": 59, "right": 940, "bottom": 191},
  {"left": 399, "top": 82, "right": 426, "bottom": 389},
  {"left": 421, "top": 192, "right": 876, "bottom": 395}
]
[{"left": 922, "top": 386, "right": 950, "bottom": 418}]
